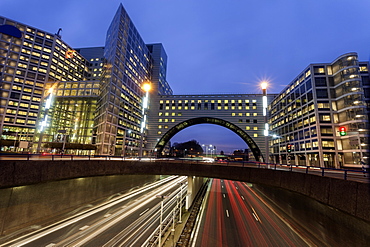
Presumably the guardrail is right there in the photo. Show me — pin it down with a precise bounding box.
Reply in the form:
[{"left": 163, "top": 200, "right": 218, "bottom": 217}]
[{"left": 0, "top": 153, "right": 368, "bottom": 182}]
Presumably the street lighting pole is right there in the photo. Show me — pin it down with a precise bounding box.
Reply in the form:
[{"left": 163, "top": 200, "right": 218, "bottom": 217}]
[
  {"left": 37, "top": 87, "right": 55, "bottom": 153},
  {"left": 156, "top": 195, "right": 168, "bottom": 247},
  {"left": 178, "top": 182, "right": 183, "bottom": 223},
  {"left": 261, "top": 82, "right": 269, "bottom": 163},
  {"left": 140, "top": 83, "right": 151, "bottom": 158}
]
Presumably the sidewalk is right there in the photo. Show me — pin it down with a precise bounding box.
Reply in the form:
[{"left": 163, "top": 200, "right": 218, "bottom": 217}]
[{"left": 163, "top": 211, "right": 191, "bottom": 247}]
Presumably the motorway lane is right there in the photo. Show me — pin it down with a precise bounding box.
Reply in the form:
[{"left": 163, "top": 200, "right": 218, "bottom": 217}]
[
  {"left": 193, "top": 179, "right": 313, "bottom": 247},
  {"left": 2, "top": 176, "right": 186, "bottom": 247}
]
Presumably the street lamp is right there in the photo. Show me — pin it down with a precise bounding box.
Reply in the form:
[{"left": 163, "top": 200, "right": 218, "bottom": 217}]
[
  {"left": 261, "top": 81, "right": 269, "bottom": 163},
  {"left": 177, "top": 182, "right": 184, "bottom": 224},
  {"left": 139, "top": 83, "right": 151, "bottom": 158},
  {"left": 156, "top": 194, "right": 168, "bottom": 247},
  {"left": 37, "top": 87, "right": 55, "bottom": 153}
]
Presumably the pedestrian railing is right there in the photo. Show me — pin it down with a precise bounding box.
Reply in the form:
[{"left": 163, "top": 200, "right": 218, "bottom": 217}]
[{"left": 0, "top": 153, "right": 368, "bottom": 182}]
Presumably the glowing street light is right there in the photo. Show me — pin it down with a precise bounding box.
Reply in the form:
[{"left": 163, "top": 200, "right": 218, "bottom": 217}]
[
  {"left": 139, "top": 82, "right": 151, "bottom": 158},
  {"left": 261, "top": 81, "right": 269, "bottom": 163}
]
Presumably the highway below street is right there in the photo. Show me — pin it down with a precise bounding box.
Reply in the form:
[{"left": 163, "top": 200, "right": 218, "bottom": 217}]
[
  {"left": 1, "top": 176, "right": 187, "bottom": 247},
  {"left": 191, "top": 179, "right": 318, "bottom": 247}
]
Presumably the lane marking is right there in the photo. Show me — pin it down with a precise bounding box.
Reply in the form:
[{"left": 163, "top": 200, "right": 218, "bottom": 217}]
[
  {"left": 139, "top": 208, "right": 150, "bottom": 216},
  {"left": 252, "top": 213, "right": 259, "bottom": 221},
  {"left": 251, "top": 206, "right": 261, "bottom": 222},
  {"left": 241, "top": 195, "right": 245, "bottom": 201},
  {"left": 223, "top": 194, "right": 226, "bottom": 198},
  {"left": 104, "top": 214, "right": 111, "bottom": 218},
  {"left": 45, "top": 244, "right": 55, "bottom": 247},
  {"left": 79, "top": 225, "right": 89, "bottom": 231},
  {"left": 226, "top": 210, "right": 230, "bottom": 218}
]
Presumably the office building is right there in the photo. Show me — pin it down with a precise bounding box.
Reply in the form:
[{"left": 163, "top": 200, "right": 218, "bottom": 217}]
[
  {"left": 269, "top": 53, "right": 369, "bottom": 168},
  {"left": 0, "top": 16, "right": 89, "bottom": 152}
]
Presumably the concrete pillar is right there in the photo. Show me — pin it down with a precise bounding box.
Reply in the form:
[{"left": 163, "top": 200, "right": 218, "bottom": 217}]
[{"left": 185, "top": 176, "right": 205, "bottom": 210}]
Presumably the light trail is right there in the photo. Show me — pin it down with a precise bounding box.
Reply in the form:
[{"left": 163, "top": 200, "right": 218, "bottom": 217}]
[{"left": 3, "top": 176, "right": 183, "bottom": 247}]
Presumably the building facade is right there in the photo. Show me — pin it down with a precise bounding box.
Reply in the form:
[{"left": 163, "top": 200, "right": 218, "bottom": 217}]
[
  {"left": 0, "top": 16, "right": 89, "bottom": 152},
  {"left": 1, "top": 6, "right": 369, "bottom": 168},
  {"left": 269, "top": 53, "right": 369, "bottom": 168},
  {"left": 146, "top": 93, "right": 277, "bottom": 161}
]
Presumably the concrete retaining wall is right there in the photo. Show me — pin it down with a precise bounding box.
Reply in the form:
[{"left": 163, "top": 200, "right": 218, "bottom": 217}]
[
  {"left": 1, "top": 160, "right": 369, "bottom": 223},
  {"left": 0, "top": 174, "right": 159, "bottom": 237}
]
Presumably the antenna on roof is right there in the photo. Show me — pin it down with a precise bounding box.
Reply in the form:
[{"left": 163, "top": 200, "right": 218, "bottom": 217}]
[{"left": 56, "top": 28, "right": 62, "bottom": 38}]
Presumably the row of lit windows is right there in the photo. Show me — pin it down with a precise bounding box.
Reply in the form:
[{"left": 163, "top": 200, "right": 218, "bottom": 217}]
[
  {"left": 272, "top": 115, "right": 317, "bottom": 129},
  {"left": 13, "top": 78, "right": 44, "bottom": 87},
  {"left": 232, "top": 113, "right": 258, "bottom": 116},
  {"left": 3, "top": 117, "right": 36, "bottom": 125},
  {"left": 7, "top": 101, "right": 39, "bottom": 109},
  {"left": 158, "top": 119, "right": 176, "bottom": 123},
  {"left": 160, "top": 99, "right": 257, "bottom": 104},
  {"left": 270, "top": 103, "right": 315, "bottom": 124},
  {"left": 6, "top": 109, "right": 38, "bottom": 117},
  {"left": 160, "top": 106, "right": 258, "bottom": 111},
  {"left": 158, "top": 112, "right": 182, "bottom": 116},
  {"left": 11, "top": 85, "right": 42, "bottom": 94}
]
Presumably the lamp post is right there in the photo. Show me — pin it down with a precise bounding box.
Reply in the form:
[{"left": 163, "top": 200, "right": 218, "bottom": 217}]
[
  {"left": 139, "top": 83, "right": 151, "bottom": 158},
  {"left": 178, "top": 182, "right": 184, "bottom": 223},
  {"left": 261, "top": 81, "right": 269, "bottom": 163},
  {"left": 37, "top": 87, "right": 55, "bottom": 153},
  {"left": 202, "top": 144, "right": 213, "bottom": 157},
  {"left": 156, "top": 195, "right": 168, "bottom": 247}
]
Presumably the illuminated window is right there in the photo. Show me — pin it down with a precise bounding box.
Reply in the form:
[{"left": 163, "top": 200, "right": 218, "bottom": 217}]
[
  {"left": 232, "top": 113, "right": 236, "bottom": 116},
  {"left": 159, "top": 119, "right": 162, "bottom": 122},
  {"left": 254, "top": 133, "right": 258, "bottom": 137},
  {"left": 253, "top": 127, "right": 258, "bottom": 130},
  {"left": 253, "top": 113, "right": 257, "bottom": 116},
  {"left": 246, "top": 126, "right": 250, "bottom": 130},
  {"left": 158, "top": 131, "right": 162, "bottom": 135},
  {"left": 178, "top": 113, "right": 182, "bottom": 116},
  {"left": 158, "top": 125, "right": 162, "bottom": 129}
]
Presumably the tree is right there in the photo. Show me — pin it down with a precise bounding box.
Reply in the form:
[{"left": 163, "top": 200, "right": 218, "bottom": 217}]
[{"left": 171, "top": 140, "right": 203, "bottom": 157}]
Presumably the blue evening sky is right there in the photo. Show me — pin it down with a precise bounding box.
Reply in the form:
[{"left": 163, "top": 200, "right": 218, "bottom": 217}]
[{"left": 2, "top": 0, "right": 370, "bottom": 154}]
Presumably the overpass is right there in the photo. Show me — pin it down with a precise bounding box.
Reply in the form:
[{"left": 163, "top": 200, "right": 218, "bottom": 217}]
[{"left": 1, "top": 159, "right": 369, "bottom": 224}]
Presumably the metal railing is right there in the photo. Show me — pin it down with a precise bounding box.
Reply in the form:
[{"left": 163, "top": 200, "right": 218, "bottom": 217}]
[{"left": 1, "top": 153, "right": 368, "bottom": 182}]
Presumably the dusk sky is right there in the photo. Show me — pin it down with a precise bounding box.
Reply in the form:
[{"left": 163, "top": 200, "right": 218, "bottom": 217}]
[{"left": 2, "top": 0, "right": 370, "bottom": 154}]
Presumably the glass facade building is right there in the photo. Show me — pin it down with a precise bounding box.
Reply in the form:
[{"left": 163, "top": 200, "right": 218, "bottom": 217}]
[
  {"left": 269, "top": 53, "right": 369, "bottom": 168},
  {"left": 0, "top": 16, "right": 89, "bottom": 152},
  {"left": 92, "top": 5, "right": 170, "bottom": 156}
]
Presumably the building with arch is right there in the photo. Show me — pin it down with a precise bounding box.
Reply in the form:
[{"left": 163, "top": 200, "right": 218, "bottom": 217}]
[{"left": 1, "top": 4, "right": 368, "bottom": 168}]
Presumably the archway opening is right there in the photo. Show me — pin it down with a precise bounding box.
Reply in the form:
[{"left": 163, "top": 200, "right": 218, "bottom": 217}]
[
  {"left": 170, "top": 124, "right": 247, "bottom": 155},
  {"left": 154, "top": 117, "right": 263, "bottom": 161}
]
